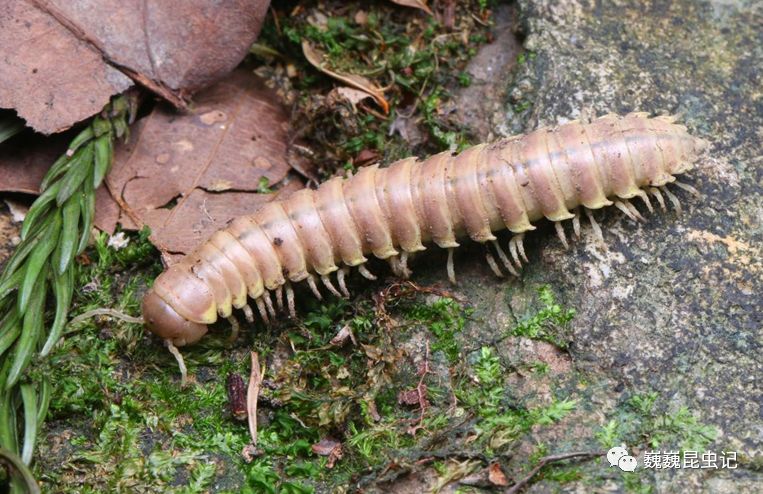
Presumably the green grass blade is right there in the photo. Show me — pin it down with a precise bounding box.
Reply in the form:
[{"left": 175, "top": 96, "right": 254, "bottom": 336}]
[
  {"left": 7, "top": 271, "right": 48, "bottom": 389},
  {"left": 55, "top": 196, "right": 81, "bottom": 275},
  {"left": 19, "top": 384, "right": 37, "bottom": 465},
  {"left": 0, "top": 116, "right": 24, "bottom": 145},
  {"left": 76, "top": 179, "right": 96, "bottom": 255},
  {"left": 65, "top": 125, "right": 94, "bottom": 156},
  {"left": 17, "top": 215, "right": 60, "bottom": 314},
  {"left": 39, "top": 154, "right": 70, "bottom": 192},
  {"left": 0, "top": 310, "right": 22, "bottom": 357},
  {"left": 0, "top": 447, "right": 41, "bottom": 494},
  {"left": 0, "top": 268, "right": 23, "bottom": 299},
  {"left": 92, "top": 134, "right": 113, "bottom": 188},
  {"left": 19, "top": 182, "right": 60, "bottom": 241},
  {"left": 55, "top": 142, "right": 94, "bottom": 206},
  {"left": 35, "top": 379, "right": 51, "bottom": 426},
  {"left": 40, "top": 268, "right": 73, "bottom": 356}
]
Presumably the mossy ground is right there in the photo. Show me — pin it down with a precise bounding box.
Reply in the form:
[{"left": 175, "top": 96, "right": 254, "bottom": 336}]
[{"left": 19, "top": 1, "right": 730, "bottom": 493}]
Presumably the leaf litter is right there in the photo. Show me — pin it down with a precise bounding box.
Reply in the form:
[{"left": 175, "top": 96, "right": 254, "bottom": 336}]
[
  {"left": 99, "top": 69, "right": 305, "bottom": 261},
  {"left": 0, "top": 0, "right": 269, "bottom": 134}
]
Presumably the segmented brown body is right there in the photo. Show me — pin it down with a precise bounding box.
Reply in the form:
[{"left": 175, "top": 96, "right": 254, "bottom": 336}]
[{"left": 142, "top": 113, "right": 708, "bottom": 346}]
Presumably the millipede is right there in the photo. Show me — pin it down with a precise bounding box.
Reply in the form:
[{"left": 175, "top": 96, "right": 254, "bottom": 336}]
[{"left": 142, "top": 112, "right": 708, "bottom": 358}]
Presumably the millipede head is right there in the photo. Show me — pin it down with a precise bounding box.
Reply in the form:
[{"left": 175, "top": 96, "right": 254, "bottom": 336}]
[{"left": 142, "top": 290, "right": 209, "bottom": 346}]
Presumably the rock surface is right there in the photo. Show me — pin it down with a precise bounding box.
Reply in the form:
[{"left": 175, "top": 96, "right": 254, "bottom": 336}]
[{"left": 429, "top": 0, "right": 761, "bottom": 491}]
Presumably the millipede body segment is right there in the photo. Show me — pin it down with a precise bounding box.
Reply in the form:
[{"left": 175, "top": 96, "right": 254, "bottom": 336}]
[{"left": 142, "top": 113, "right": 709, "bottom": 346}]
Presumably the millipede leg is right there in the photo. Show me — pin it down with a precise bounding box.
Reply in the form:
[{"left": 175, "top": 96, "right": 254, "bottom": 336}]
[
  {"left": 255, "top": 297, "right": 269, "bottom": 324},
  {"left": 633, "top": 190, "right": 653, "bottom": 213},
  {"left": 673, "top": 181, "right": 701, "bottom": 197},
  {"left": 649, "top": 187, "right": 666, "bottom": 211},
  {"left": 491, "top": 240, "right": 519, "bottom": 277},
  {"left": 555, "top": 222, "right": 569, "bottom": 249},
  {"left": 306, "top": 274, "right": 323, "bottom": 300},
  {"left": 337, "top": 267, "right": 350, "bottom": 298},
  {"left": 516, "top": 233, "right": 528, "bottom": 263},
  {"left": 614, "top": 200, "right": 644, "bottom": 222},
  {"left": 275, "top": 285, "right": 284, "bottom": 312},
  {"left": 572, "top": 210, "right": 581, "bottom": 239},
  {"left": 285, "top": 282, "right": 296, "bottom": 318},
  {"left": 165, "top": 340, "right": 188, "bottom": 386},
  {"left": 358, "top": 264, "right": 377, "bottom": 281},
  {"left": 485, "top": 250, "right": 504, "bottom": 278},
  {"left": 661, "top": 186, "right": 682, "bottom": 214},
  {"left": 400, "top": 251, "right": 412, "bottom": 278},
  {"left": 509, "top": 237, "right": 522, "bottom": 269},
  {"left": 264, "top": 291, "right": 276, "bottom": 319},
  {"left": 624, "top": 200, "right": 646, "bottom": 222},
  {"left": 446, "top": 248, "right": 456, "bottom": 284},
  {"left": 321, "top": 274, "right": 343, "bottom": 298},
  {"left": 242, "top": 304, "right": 255, "bottom": 323},
  {"left": 227, "top": 315, "right": 240, "bottom": 343},
  {"left": 584, "top": 208, "right": 604, "bottom": 243}
]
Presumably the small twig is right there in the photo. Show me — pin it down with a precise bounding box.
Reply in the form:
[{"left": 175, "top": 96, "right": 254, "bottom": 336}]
[
  {"left": 246, "top": 352, "right": 264, "bottom": 446},
  {"left": 504, "top": 451, "right": 604, "bottom": 494},
  {"left": 407, "top": 340, "right": 431, "bottom": 435},
  {"left": 68, "top": 308, "right": 144, "bottom": 327}
]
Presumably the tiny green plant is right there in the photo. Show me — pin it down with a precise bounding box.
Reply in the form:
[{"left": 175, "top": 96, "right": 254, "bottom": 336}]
[
  {"left": 509, "top": 286, "right": 576, "bottom": 348},
  {"left": 0, "top": 95, "right": 133, "bottom": 485}
]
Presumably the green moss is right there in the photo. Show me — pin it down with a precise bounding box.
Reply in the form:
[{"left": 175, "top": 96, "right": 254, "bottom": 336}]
[
  {"left": 509, "top": 286, "right": 576, "bottom": 348},
  {"left": 595, "top": 392, "right": 717, "bottom": 452},
  {"left": 407, "top": 297, "right": 468, "bottom": 364},
  {"left": 253, "top": 0, "right": 492, "bottom": 174}
]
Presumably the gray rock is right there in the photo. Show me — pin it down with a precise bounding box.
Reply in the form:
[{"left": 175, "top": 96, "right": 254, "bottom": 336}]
[{"left": 439, "top": 0, "right": 762, "bottom": 491}]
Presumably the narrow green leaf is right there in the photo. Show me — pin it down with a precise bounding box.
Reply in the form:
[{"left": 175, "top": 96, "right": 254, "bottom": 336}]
[
  {"left": 40, "top": 268, "right": 73, "bottom": 356},
  {"left": 0, "top": 116, "right": 24, "bottom": 145},
  {"left": 0, "top": 377, "right": 18, "bottom": 452},
  {"left": 55, "top": 196, "right": 81, "bottom": 275},
  {"left": 92, "top": 134, "right": 113, "bottom": 188},
  {"left": 7, "top": 272, "right": 48, "bottom": 389},
  {"left": 17, "top": 215, "right": 60, "bottom": 314},
  {"left": 35, "top": 380, "right": 51, "bottom": 425},
  {"left": 0, "top": 447, "right": 41, "bottom": 494},
  {"left": 91, "top": 116, "right": 112, "bottom": 137},
  {"left": 0, "top": 268, "right": 23, "bottom": 300},
  {"left": 1, "top": 219, "right": 50, "bottom": 280},
  {"left": 19, "top": 182, "right": 61, "bottom": 241},
  {"left": 19, "top": 384, "right": 36, "bottom": 465},
  {"left": 0, "top": 309, "right": 22, "bottom": 357},
  {"left": 39, "top": 154, "right": 72, "bottom": 192},
  {"left": 76, "top": 179, "right": 95, "bottom": 255},
  {"left": 55, "top": 142, "right": 94, "bottom": 206},
  {"left": 65, "top": 125, "right": 94, "bottom": 156}
]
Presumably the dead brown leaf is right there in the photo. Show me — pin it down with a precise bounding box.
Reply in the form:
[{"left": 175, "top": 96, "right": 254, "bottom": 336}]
[
  {"left": 311, "top": 438, "right": 343, "bottom": 469},
  {"left": 100, "top": 69, "right": 304, "bottom": 260},
  {"left": 302, "top": 40, "right": 389, "bottom": 114},
  {"left": 0, "top": 0, "right": 270, "bottom": 134},
  {"left": 488, "top": 462, "right": 509, "bottom": 486},
  {"left": 389, "top": 0, "right": 434, "bottom": 16},
  {"left": 0, "top": 130, "right": 70, "bottom": 194}
]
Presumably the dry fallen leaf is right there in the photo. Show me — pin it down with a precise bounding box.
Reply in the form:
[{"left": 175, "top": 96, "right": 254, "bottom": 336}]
[
  {"left": 389, "top": 0, "right": 434, "bottom": 16},
  {"left": 0, "top": 0, "right": 270, "bottom": 134},
  {"left": 311, "top": 438, "right": 343, "bottom": 469},
  {"left": 488, "top": 462, "right": 509, "bottom": 486},
  {"left": 0, "top": 131, "right": 70, "bottom": 195},
  {"left": 100, "top": 69, "right": 304, "bottom": 260},
  {"left": 302, "top": 40, "right": 389, "bottom": 114}
]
